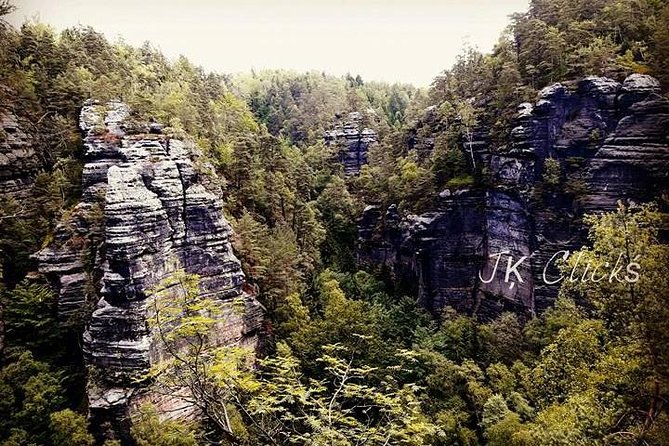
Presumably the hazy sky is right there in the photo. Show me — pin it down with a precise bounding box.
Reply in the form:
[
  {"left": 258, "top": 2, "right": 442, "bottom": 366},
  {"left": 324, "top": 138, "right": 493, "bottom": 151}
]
[{"left": 8, "top": 0, "right": 529, "bottom": 86}]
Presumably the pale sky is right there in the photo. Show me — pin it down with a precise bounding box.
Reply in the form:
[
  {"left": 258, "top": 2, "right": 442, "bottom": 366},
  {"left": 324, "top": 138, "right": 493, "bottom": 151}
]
[{"left": 8, "top": 0, "right": 529, "bottom": 86}]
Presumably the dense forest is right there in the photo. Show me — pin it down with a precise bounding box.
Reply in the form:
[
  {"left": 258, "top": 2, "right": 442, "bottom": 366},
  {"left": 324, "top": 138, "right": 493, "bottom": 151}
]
[{"left": 0, "top": 0, "right": 668, "bottom": 445}]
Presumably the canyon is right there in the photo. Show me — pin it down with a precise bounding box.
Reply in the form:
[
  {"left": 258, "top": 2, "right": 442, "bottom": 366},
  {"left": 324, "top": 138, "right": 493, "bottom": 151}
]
[{"left": 1, "top": 73, "right": 667, "bottom": 440}]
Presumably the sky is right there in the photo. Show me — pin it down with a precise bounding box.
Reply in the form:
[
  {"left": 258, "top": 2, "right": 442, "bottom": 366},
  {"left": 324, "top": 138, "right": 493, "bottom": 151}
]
[{"left": 8, "top": 0, "right": 529, "bottom": 87}]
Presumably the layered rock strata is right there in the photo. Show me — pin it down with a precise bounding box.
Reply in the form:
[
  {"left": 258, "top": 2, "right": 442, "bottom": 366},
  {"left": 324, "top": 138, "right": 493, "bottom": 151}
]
[
  {"left": 358, "top": 74, "right": 669, "bottom": 318},
  {"left": 0, "top": 109, "right": 37, "bottom": 200},
  {"left": 35, "top": 101, "right": 264, "bottom": 439},
  {"left": 0, "top": 105, "right": 38, "bottom": 354},
  {"left": 325, "top": 111, "right": 377, "bottom": 175}
]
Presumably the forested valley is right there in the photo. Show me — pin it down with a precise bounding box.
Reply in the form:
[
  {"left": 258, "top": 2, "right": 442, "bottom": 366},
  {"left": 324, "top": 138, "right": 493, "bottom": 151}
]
[{"left": 0, "top": 0, "right": 668, "bottom": 445}]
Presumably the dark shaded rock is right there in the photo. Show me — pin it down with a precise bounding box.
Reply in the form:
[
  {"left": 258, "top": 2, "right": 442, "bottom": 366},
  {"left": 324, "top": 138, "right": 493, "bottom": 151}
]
[
  {"left": 0, "top": 109, "right": 37, "bottom": 200},
  {"left": 324, "top": 112, "right": 377, "bottom": 175},
  {"left": 619, "top": 74, "right": 661, "bottom": 110},
  {"left": 358, "top": 75, "right": 669, "bottom": 319},
  {"left": 359, "top": 190, "right": 487, "bottom": 313},
  {"left": 407, "top": 105, "right": 442, "bottom": 158},
  {"left": 149, "top": 122, "right": 164, "bottom": 134}
]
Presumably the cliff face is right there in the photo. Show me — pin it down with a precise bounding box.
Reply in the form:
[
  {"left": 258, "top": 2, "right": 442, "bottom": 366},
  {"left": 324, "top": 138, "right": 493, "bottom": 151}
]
[
  {"left": 325, "top": 112, "right": 377, "bottom": 175},
  {"left": 358, "top": 74, "right": 669, "bottom": 318},
  {"left": 0, "top": 108, "right": 38, "bottom": 353},
  {"left": 35, "top": 101, "right": 264, "bottom": 438},
  {"left": 0, "top": 109, "right": 37, "bottom": 200}
]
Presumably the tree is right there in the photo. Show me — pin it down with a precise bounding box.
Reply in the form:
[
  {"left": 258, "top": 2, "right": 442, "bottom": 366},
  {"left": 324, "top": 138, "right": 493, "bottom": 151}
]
[
  {"left": 524, "top": 296, "right": 586, "bottom": 350},
  {"left": 0, "top": 281, "right": 60, "bottom": 355},
  {"left": 130, "top": 405, "right": 199, "bottom": 446},
  {"left": 559, "top": 202, "right": 669, "bottom": 441},
  {"left": 542, "top": 158, "right": 561, "bottom": 187},
  {"left": 232, "top": 211, "right": 303, "bottom": 319},
  {"left": 481, "top": 312, "right": 526, "bottom": 364},
  {"left": 147, "top": 271, "right": 435, "bottom": 445},
  {"left": 529, "top": 319, "right": 606, "bottom": 404},
  {"left": 0, "top": 350, "right": 67, "bottom": 445},
  {"left": 245, "top": 342, "right": 436, "bottom": 446},
  {"left": 652, "top": 4, "right": 669, "bottom": 88},
  {"left": 146, "top": 270, "right": 255, "bottom": 444},
  {"left": 507, "top": 203, "right": 669, "bottom": 445},
  {"left": 315, "top": 176, "right": 360, "bottom": 270},
  {"left": 50, "top": 409, "right": 95, "bottom": 446}
]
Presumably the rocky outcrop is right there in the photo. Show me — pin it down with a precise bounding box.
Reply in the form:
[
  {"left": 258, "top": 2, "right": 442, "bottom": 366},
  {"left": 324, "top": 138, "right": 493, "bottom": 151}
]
[
  {"left": 325, "top": 111, "right": 377, "bottom": 175},
  {"left": 359, "top": 74, "right": 669, "bottom": 318},
  {"left": 0, "top": 106, "right": 37, "bottom": 353},
  {"left": 35, "top": 101, "right": 264, "bottom": 440},
  {"left": 407, "top": 105, "right": 442, "bottom": 159},
  {"left": 0, "top": 109, "right": 37, "bottom": 200}
]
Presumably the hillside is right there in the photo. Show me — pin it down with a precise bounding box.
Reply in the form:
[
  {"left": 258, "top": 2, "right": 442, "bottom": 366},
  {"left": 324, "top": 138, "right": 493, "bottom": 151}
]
[{"left": 0, "top": 0, "right": 668, "bottom": 445}]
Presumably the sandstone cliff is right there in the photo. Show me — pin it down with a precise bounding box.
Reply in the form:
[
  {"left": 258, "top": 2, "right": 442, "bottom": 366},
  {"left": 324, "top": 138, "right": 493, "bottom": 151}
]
[
  {"left": 325, "top": 111, "right": 378, "bottom": 175},
  {"left": 35, "top": 101, "right": 264, "bottom": 440},
  {"left": 0, "top": 108, "right": 38, "bottom": 354},
  {"left": 0, "top": 109, "right": 37, "bottom": 202},
  {"left": 358, "top": 74, "right": 669, "bottom": 318}
]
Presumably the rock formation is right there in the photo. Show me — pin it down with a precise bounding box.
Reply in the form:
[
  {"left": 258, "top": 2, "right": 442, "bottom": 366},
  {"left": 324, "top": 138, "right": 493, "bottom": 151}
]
[
  {"left": 358, "top": 74, "right": 669, "bottom": 318},
  {"left": 325, "top": 111, "right": 377, "bottom": 175},
  {"left": 0, "top": 109, "right": 37, "bottom": 200},
  {"left": 35, "top": 101, "right": 264, "bottom": 440},
  {"left": 0, "top": 104, "right": 37, "bottom": 355}
]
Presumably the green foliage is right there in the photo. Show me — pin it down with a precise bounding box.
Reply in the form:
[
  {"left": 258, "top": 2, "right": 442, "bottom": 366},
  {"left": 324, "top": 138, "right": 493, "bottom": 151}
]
[
  {"left": 0, "top": 350, "right": 86, "bottom": 446},
  {"left": 481, "top": 394, "right": 511, "bottom": 430},
  {"left": 50, "top": 409, "right": 95, "bottom": 446},
  {"left": 484, "top": 412, "right": 526, "bottom": 446},
  {"left": 232, "top": 211, "right": 304, "bottom": 318},
  {"left": 652, "top": 4, "right": 669, "bottom": 87},
  {"left": 147, "top": 272, "right": 436, "bottom": 445},
  {"left": 146, "top": 270, "right": 254, "bottom": 442},
  {"left": 245, "top": 342, "right": 437, "bottom": 445},
  {"left": 511, "top": 0, "right": 663, "bottom": 87},
  {"left": 481, "top": 312, "right": 526, "bottom": 364},
  {"left": 0, "top": 249, "right": 85, "bottom": 446},
  {"left": 1, "top": 2, "right": 668, "bottom": 445},
  {"left": 288, "top": 270, "right": 391, "bottom": 369},
  {"left": 416, "top": 308, "right": 483, "bottom": 363},
  {"left": 556, "top": 203, "right": 669, "bottom": 442},
  {"left": 542, "top": 158, "right": 561, "bottom": 187},
  {"left": 500, "top": 203, "right": 669, "bottom": 445},
  {"left": 445, "top": 174, "right": 475, "bottom": 190},
  {"left": 524, "top": 296, "right": 586, "bottom": 350},
  {"left": 233, "top": 70, "right": 421, "bottom": 146},
  {"left": 316, "top": 175, "right": 360, "bottom": 269},
  {"left": 0, "top": 281, "right": 60, "bottom": 355},
  {"left": 529, "top": 319, "right": 606, "bottom": 404},
  {"left": 355, "top": 145, "right": 439, "bottom": 212},
  {"left": 131, "top": 405, "right": 199, "bottom": 446},
  {"left": 430, "top": 136, "right": 469, "bottom": 188},
  {"left": 430, "top": 41, "right": 531, "bottom": 149}
]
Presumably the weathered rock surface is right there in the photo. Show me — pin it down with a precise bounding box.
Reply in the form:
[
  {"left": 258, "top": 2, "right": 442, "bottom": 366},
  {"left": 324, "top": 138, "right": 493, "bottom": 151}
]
[
  {"left": 35, "top": 101, "right": 264, "bottom": 440},
  {"left": 359, "top": 74, "right": 669, "bottom": 318},
  {"left": 0, "top": 109, "right": 37, "bottom": 200},
  {"left": 325, "top": 111, "right": 377, "bottom": 175},
  {"left": 0, "top": 106, "right": 38, "bottom": 354}
]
